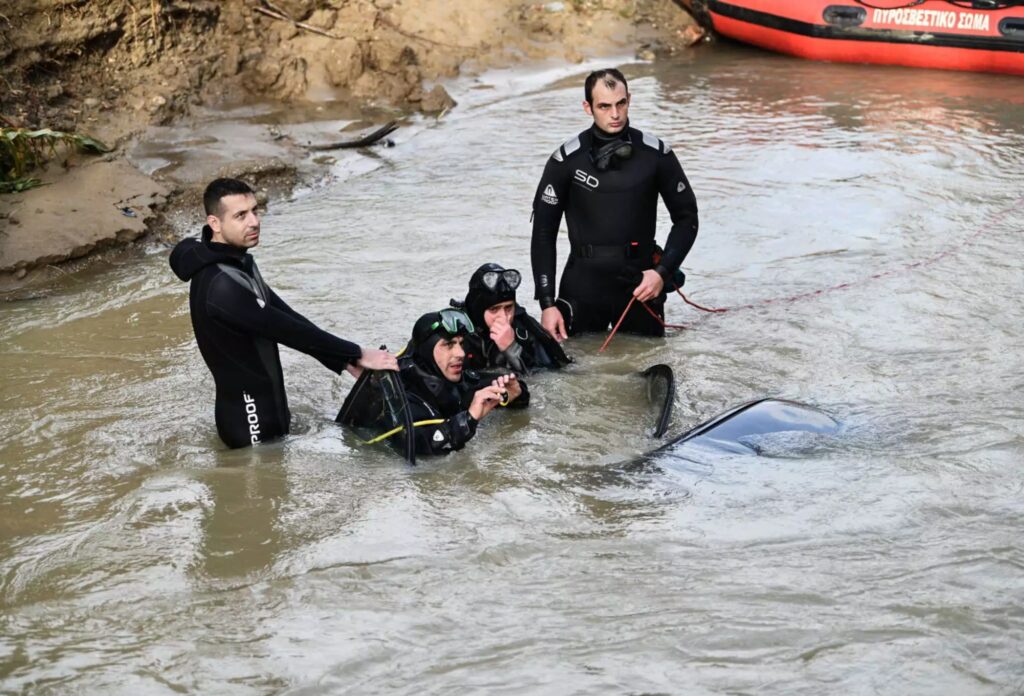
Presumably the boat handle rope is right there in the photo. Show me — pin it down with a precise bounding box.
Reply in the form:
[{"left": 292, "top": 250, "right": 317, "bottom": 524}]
[{"left": 852, "top": 0, "right": 926, "bottom": 9}]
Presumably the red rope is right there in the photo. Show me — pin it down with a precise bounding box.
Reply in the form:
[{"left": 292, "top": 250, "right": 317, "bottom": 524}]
[
  {"left": 639, "top": 297, "right": 688, "bottom": 329},
  {"left": 599, "top": 296, "right": 688, "bottom": 353},
  {"left": 598, "top": 296, "right": 635, "bottom": 353},
  {"left": 678, "top": 290, "right": 728, "bottom": 313},
  {"left": 674, "top": 193, "right": 1024, "bottom": 315},
  {"left": 599, "top": 193, "right": 1023, "bottom": 349}
]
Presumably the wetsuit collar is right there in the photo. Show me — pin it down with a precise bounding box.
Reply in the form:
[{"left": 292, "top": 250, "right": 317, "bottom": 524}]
[
  {"left": 200, "top": 224, "right": 251, "bottom": 261},
  {"left": 403, "top": 354, "right": 468, "bottom": 416},
  {"left": 169, "top": 235, "right": 252, "bottom": 281},
  {"left": 591, "top": 120, "right": 630, "bottom": 142},
  {"left": 206, "top": 241, "right": 249, "bottom": 260}
]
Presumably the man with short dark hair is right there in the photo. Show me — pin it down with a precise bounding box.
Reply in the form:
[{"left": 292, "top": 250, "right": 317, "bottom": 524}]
[
  {"left": 170, "top": 177, "right": 397, "bottom": 449},
  {"left": 531, "top": 68, "right": 700, "bottom": 340}
]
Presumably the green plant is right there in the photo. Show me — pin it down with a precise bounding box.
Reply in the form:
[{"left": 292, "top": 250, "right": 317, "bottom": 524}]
[{"left": 1, "top": 127, "right": 110, "bottom": 194}]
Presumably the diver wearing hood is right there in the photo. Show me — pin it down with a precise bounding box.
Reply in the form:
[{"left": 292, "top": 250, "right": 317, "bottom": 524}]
[
  {"left": 398, "top": 308, "right": 526, "bottom": 456},
  {"left": 169, "top": 178, "right": 397, "bottom": 449},
  {"left": 453, "top": 263, "right": 570, "bottom": 375}
]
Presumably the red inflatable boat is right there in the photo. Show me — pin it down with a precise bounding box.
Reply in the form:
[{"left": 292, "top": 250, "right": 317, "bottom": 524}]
[{"left": 683, "top": 1, "right": 1024, "bottom": 75}]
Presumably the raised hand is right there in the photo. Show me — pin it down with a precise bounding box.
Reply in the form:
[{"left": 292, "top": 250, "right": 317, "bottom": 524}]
[
  {"left": 491, "top": 373, "right": 521, "bottom": 404},
  {"left": 468, "top": 384, "right": 505, "bottom": 421},
  {"left": 490, "top": 316, "right": 515, "bottom": 351}
]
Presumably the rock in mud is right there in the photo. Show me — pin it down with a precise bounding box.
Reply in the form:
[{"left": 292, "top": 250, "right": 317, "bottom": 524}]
[{"left": 420, "top": 85, "right": 455, "bottom": 114}]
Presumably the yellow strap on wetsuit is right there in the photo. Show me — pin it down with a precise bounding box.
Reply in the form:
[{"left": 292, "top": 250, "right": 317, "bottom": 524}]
[{"left": 362, "top": 419, "right": 445, "bottom": 445}]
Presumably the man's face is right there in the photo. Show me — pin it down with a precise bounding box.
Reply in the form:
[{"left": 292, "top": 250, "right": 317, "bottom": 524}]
[
  {"left": 433, "top": 335, "right": 466, "bottom": 382},
  {"left": 208, "top": 193, "right": 260, "bottom": 249},
  {"left": 584, "top": 81, "right": 630, "bottom": 134},
  {"left": 483, "top": 300, "right": 515, "bottom": 329}
]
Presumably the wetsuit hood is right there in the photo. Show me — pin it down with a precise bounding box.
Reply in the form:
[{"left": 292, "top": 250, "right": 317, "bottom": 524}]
[
  {"left": 404, "top": 310, "right": 477, "bottom": 415},
  {"left": 463, "top": 263, "right": 517, "bottom": 330},
  {"left": 409, "top": 312, "right": 446, "bottom": 375},
  {"left": 169, "top": 229, "right": 249, "bottom": 281}
]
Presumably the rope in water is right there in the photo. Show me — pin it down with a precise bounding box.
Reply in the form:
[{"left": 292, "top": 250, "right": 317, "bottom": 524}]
[{"left": 599, "top": 194, "right": 1023, "bottom": 352}]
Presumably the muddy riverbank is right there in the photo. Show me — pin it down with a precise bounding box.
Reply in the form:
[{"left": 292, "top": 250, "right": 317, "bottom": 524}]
[{"left": 0, "top": 0, "right": 701, "bottom": 291}]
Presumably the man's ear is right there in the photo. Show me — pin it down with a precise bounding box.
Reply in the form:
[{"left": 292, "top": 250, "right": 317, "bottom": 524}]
[
  {"left": 582, "top": 99, "right": 593, "bottom": 117},
  {"left": 206, "top": 214, "right": 221, "bottom": 233}
]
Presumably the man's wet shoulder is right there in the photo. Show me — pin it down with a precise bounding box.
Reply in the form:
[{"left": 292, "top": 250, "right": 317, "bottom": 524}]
[
  {"left": 631, "top": 127, "right": 673, "bottom": 155},
  {"left": 549, "top": 132, "right": 587, "bottom": 163}
]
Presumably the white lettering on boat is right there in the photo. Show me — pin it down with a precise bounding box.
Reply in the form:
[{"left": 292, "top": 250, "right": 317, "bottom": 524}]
[{"left": 871, "top": 9, "right": 989, "bottom": 32}]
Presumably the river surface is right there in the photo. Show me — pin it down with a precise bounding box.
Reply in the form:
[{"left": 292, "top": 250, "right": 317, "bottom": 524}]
[{"left": 2, "top": 44, "right": 1024, "bottom": 694}]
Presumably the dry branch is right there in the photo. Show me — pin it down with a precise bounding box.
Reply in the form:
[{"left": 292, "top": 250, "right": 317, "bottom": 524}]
[{"left": 253, "top": 4, "right": 346, "bottom": 40}]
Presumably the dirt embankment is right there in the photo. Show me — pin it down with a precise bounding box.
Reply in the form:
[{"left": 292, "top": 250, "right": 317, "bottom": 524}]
[{"left": 0, "top": 0, "right": 701, "bottom": 290}]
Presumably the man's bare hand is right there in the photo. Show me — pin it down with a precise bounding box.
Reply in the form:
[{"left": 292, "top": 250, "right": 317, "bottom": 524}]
[
  {"left": 491, "top": 373, "right": 522, "bottom": 404},
  {"left": 490, "top": 318, "right": 515, "bottom": 352},
  {"left": 541, "top": 306, "right": 568, "bottom": 342},
  {"left": 356, "top": 348, "right": 398, "bottom": 371},
  {"left": 468, "top": 385, "right": 504, "bottom": 421},
  {"left": 633, "top": 269, "right": 664, "bottom": 303}
]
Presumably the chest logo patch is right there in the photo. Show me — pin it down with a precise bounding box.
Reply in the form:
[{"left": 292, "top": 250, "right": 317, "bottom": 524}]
[
  {"left": 542, "top": 184, "right": 559, "bottom": 205},
  {"left": 573, "top": 170, "right": 599, "bottom": 189},
  {"left": 677, "top": 181, "right": 686, "bottom": 193},
  {"left": 433, "top": 429, "right": 445, "bottom": 443}
]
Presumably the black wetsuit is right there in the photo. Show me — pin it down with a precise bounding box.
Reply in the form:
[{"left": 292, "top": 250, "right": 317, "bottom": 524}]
[
  {"left": 460, "top": 305, "right": 570, "bottom": 375},
  {"left": 170, "top": 232, "right": 363, "bottom": 448},
  {"left": 399, "top": 357, "right": 479, "bottom": 456},
  {"left": 531, "top": 124, "right": 699, "bottom": 336},
  {"left": 399, "top": 357, "right": 528, "bottom": 457}
]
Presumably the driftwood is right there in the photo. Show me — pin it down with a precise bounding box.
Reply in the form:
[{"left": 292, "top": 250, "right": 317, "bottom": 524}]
[
  {"left": 306, "top": 121, "right": 399, "bottom": 151},
  {"left": 253, "top": 2, "right": 345, "bottom": 40},
  {"left": 377, "top": 16, "right": 474, "bottom": 51}
]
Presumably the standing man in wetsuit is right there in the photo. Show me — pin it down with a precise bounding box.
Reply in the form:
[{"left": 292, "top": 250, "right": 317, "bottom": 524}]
[
  {"left": 531, "top": 68, "right": 699, "bottom": 340},
  {"left": 170, "top": 178, "right": 397, "bottom": 449}
]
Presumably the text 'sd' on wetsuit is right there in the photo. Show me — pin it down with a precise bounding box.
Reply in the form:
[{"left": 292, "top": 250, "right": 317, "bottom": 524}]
[
  {"left": 530, "top": 124, "right": 699, "bottom": 336},
  {"left": 170, "top": 236, "right": 363, "bottom": 449}
]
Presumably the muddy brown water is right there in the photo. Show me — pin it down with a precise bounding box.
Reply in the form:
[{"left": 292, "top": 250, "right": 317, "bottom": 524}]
[{"left": 3, "top": 46, "right": 1024, "bottom": 694}]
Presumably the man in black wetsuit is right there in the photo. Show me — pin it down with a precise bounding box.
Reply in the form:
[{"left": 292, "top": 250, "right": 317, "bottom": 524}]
[
  {"left": 169, "top": 178, "right": 397, "bottom": 449},
  {"left": 456, "top": 262, "right": 570, "bottom": 375},
  {"left": 399, "top": 309, "right": 525, "bottom": 456},
  {"left": 531, "top": 68, "right": 699, "bottom": 340}
]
